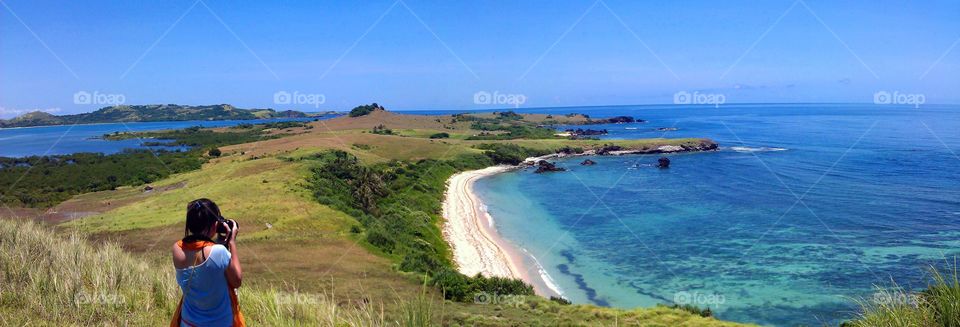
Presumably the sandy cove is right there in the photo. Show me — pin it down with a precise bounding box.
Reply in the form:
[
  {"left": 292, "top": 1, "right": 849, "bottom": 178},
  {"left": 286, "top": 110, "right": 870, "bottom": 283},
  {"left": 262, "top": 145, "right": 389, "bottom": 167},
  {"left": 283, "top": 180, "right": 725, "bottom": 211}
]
[
  {"left": 441, "top": 165, "right": 558, "bottom": 297},
  {"left": 441, "top": 143, "right": 721, "bottom": 297}
]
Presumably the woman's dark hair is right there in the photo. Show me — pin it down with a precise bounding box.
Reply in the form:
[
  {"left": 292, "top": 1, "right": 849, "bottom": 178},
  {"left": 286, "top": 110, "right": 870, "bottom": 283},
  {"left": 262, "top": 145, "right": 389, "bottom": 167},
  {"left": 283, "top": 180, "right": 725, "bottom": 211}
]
[{"left": 183, "top": 198, "right": 222, "bottom": 242}]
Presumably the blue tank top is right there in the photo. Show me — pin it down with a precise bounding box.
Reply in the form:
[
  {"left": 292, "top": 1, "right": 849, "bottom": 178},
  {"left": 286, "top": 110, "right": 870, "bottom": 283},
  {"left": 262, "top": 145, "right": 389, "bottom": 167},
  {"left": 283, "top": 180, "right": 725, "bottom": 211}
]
[{"left": 175, "top": 244, "right": 233, "bottom": 327}]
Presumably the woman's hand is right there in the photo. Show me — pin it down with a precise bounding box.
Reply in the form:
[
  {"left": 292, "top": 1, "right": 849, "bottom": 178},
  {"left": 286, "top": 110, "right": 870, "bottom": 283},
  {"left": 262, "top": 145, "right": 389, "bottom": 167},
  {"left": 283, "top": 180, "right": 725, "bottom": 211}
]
[
  {"left": 224, "top": 219, "right": 242, "bottom": 288},
  {"left": 221, "top": 220, "right": 239, "bottom": 244}
]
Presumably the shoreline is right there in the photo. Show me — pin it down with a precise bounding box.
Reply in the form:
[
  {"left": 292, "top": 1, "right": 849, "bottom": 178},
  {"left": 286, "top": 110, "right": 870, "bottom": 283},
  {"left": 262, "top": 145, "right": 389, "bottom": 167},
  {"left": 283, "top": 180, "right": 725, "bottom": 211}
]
[
  {"left": 441, "top": 143, "right": 721, "bottom": 298},
  {"left": 441, "top": 165, "right": 562, "bottom": 297}
]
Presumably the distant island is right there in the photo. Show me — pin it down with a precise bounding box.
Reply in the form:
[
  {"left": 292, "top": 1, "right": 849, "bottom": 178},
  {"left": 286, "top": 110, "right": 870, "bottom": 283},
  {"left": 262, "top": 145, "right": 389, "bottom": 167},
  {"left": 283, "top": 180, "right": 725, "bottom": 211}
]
[{"left": 0, "top": 104, "right": 338, "bottom": 128}]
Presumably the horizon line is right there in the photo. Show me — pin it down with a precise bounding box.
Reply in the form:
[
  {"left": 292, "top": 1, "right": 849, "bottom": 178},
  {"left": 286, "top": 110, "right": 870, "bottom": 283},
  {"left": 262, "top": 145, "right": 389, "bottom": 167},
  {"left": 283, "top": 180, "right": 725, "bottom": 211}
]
[{"left": 3, "top": 101, "right": 958, "bottom": 119}]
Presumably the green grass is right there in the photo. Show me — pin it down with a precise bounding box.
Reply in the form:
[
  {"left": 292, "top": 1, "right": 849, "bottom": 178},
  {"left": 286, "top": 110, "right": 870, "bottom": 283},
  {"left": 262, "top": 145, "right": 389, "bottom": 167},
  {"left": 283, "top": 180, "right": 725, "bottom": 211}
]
[
  {"left": 64, "top": 157, "right": 353, "bottom": 239},
  {"left": 0, "top": 218, "right": 406, "bottom": 326},
  {"left": 1, "top": 217, "right": 753, "bottom": 326},
  {"left": 845, "top": 261, "right": 960, "bottom": 327}
]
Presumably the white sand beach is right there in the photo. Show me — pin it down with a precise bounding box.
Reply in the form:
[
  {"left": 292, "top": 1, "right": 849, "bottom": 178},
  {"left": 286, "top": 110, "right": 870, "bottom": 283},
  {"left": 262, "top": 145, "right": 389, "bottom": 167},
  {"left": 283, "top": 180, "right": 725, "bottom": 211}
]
[{"left": 442, "top": 165, "right": 557, "bottom": 296}]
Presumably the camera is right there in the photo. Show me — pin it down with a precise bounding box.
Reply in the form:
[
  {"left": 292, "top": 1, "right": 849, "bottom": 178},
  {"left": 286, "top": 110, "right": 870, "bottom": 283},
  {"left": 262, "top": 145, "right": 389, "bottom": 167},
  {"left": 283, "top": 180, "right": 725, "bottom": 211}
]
[
  {"left": 216, "top": 217, "right": 235, "bottom": 234},
  {"left": 215, "top": 217, "right": 236, "bottom": 245}
]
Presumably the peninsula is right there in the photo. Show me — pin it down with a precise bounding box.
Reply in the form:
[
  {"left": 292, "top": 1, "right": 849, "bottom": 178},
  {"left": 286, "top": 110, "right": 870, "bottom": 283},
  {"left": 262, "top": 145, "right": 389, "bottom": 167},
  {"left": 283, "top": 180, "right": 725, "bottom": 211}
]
[{"left": 0, "top": 104, "right": 323, "bottom": 128}]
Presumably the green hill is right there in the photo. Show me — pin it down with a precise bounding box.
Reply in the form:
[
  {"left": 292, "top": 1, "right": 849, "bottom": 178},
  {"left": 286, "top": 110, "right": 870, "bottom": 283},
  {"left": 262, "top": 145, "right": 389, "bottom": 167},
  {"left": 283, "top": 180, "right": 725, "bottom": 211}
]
[{"left": 0, "top": 104, "right": 310, "bottom": 128}]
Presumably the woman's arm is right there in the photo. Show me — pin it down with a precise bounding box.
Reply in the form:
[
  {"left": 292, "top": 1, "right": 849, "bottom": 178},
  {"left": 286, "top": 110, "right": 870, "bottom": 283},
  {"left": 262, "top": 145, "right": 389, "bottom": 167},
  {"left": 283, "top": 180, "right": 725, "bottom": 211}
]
[
  {"left": 224, "top": 221, "right": 242, "bottom": 288},
  {"left": 172, "top": 243, "right": 187, "bottom": 268}
]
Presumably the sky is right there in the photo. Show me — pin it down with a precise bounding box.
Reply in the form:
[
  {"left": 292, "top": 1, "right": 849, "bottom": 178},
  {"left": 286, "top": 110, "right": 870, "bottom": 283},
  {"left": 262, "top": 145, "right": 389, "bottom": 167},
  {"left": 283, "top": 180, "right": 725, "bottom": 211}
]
[{"left": 1, "top": 0, "right": 958, "bottom": 117}]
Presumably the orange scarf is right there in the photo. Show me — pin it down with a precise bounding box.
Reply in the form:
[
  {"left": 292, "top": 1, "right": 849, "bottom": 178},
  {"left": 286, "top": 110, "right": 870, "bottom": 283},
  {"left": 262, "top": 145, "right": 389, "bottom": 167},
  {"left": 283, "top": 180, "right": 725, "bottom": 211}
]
[{"left": 171, "top": 240, "right": 245, "bottom": 327}]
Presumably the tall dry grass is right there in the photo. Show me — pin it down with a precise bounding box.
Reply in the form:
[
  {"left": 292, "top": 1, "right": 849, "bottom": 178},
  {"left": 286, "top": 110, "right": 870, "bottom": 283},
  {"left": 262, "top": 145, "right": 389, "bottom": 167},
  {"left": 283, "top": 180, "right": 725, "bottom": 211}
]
[
  {"left": 847, "top": 260, "right": 960, "bottom": 327},
  {"left": 0, "top": 219, "right": 430, "bottom": 326}
]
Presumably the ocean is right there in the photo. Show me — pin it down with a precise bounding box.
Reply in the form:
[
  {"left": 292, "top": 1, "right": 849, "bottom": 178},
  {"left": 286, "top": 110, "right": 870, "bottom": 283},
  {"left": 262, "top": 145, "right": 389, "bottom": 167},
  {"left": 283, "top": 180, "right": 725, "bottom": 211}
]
[{"left": 462, "top": 104, "right": 960, "bottom": 326}]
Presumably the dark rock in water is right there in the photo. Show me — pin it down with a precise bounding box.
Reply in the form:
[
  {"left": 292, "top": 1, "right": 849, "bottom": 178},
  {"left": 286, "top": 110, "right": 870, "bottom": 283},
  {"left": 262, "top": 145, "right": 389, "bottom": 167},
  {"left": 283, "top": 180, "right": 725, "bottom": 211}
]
[
  {"left": 656, "top": 127, "right": 678, "bottom": 131},
  {"left": 534, "top": 160, "right": 566, "bottom": 173},
  {"left": 657, "top": 157, "right": 670, "bottom": 168},
  {"left": 581, "top": 159, "right": 596, "bottom": 166},
  {"left": 604, "top": 116, "right": 636, "bottom": 123}
]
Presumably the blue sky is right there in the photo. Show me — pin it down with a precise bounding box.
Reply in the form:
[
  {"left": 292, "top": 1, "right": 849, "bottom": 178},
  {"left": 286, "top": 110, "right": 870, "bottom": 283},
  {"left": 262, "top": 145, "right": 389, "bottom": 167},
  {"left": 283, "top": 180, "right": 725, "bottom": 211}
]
[{"left": 1, "top": 0, "right": 958, "bottom": 116}]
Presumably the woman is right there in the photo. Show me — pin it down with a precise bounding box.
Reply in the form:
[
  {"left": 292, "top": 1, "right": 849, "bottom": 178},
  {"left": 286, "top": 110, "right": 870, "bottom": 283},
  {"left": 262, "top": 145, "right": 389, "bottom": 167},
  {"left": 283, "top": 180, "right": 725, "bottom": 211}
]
[{"left": 171, "top": 198, "right": 244, "bottom": 327}]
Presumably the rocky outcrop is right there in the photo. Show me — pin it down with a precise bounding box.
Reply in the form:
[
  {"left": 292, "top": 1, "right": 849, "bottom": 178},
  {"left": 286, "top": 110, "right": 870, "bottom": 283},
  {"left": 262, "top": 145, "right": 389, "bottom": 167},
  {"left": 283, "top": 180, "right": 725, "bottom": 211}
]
[
  {"left": 523, "top": 139, "right": 717, "bottom": 176},
  {"left": 567, "top": 115, "right": 645, "bottom": 126},
  {"left": 603, "top": 116, "right": 637, "bottom": 123},
  {"left": 591, "top": 140, "right": 719, "bottom": 156},
  {"left": 595, "top": 145, "right": 623, "bottom": 155},
  {"left": 534, "top": 160, "right": 566, "bottom": 173},
  {"left": 565, "top": 128, "right": 608, "bottom": 137},
  {"left": 592, "top": 116, "right": 644, "bottom": 124}
]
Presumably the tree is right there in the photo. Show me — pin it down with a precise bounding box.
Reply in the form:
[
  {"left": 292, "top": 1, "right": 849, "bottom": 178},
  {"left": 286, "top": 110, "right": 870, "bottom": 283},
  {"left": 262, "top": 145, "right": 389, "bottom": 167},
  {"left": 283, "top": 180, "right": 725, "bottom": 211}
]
[{"left": 351, "top": 167, "right": 386, "bottom": 214}]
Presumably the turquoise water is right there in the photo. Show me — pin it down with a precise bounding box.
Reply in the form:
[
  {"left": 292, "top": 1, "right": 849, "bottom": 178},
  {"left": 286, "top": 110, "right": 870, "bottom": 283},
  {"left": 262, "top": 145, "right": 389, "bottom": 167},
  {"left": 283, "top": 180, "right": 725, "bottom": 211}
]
[
  {"left": 0, "top": 117, "right": 325, "bottom": 157},
  {"left": 469, "top": 104, "right": 960, "bottom": 326}
]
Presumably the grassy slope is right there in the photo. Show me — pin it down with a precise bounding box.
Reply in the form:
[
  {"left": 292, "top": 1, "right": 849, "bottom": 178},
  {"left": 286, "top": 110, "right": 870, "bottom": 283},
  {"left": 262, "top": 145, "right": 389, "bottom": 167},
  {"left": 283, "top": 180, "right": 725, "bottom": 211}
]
[{"left": 6, "top": 111, "right": 751, "bottom": 326}]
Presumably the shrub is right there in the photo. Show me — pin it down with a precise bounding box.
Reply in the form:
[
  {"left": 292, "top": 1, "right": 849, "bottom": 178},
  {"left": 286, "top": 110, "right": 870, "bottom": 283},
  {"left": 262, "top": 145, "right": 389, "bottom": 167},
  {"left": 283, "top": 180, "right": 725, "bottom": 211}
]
[
  {"left": 208, "top": 148, "right": 222, "bottom": 157},
  {"left": 660, "top": 304, "right": 713, "bottom": 318},
  {"left": 474, "top": 143, "right": 553, "bottom": 165},
  {"left": 372, "top": 124, "right": 393, "bottom": 135},
  {"left": 430, "top": 268, "right": 473, "bottom": 301},
  {"left": 366, "top": 226, "right": 396, "bottom": 253},
  {"left": 306, "top": 150, "right": 535, "bottom": 302},
  {"left": 349, "top": 103, "right": 384, "bottom": 117},
  {"left": 429, "top": 132, "right": 449, "bottom": 139}
]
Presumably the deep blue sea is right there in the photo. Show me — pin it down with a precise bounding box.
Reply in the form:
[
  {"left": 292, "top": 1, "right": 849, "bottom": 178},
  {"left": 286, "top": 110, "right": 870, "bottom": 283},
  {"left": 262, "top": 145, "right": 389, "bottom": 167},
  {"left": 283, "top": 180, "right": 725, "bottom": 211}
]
[
  {"left": 0, "top": 117, "right": 324, "bottom": 157},
  {"left": 442, "top": 104, "right": 959, "bottom": 326}
]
